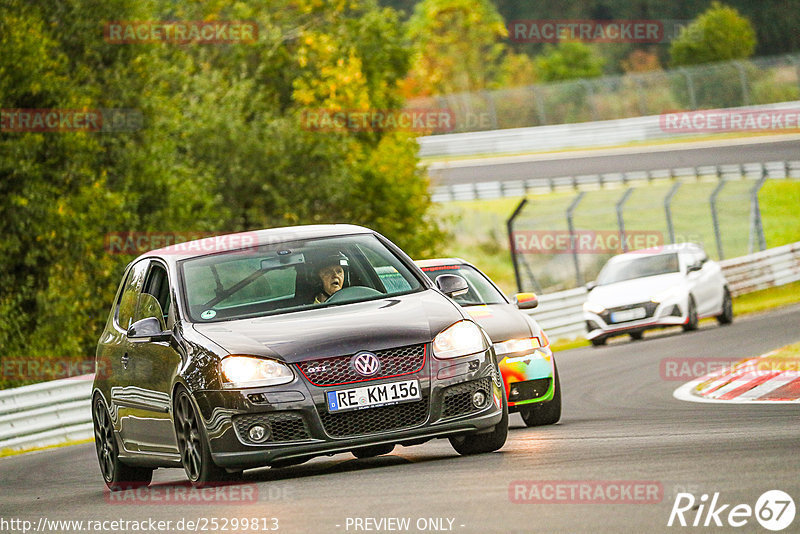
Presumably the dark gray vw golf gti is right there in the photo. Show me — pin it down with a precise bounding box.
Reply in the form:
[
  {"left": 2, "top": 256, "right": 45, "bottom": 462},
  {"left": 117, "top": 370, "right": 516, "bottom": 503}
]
[{"left": 93, "top": 225, "right": 507, "bottom": 488}]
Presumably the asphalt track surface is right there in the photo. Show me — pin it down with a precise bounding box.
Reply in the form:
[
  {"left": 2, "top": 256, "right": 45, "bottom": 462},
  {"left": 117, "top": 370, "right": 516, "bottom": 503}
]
[
  {"left": 427, "top": 137, "right": 800, "bottom": 186},
  {"left": 1, "top": 305, "right": 798, "bottom": 533}
]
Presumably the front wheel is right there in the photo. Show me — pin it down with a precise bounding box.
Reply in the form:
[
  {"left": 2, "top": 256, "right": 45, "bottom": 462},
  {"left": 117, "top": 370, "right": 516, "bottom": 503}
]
[
  {"left": 590, "top": 336, "right": 607, "bottom": 346},
  {"left": 682, "top": 296, "right": 699, "bottom": 331},
  {"left": 520, "top": 361, "right": 562, "bottom": 427},
  {"left": 449, "top": 393, "right": 508, "bottom": 456},
  {"left": 717, "top": 288, "right": 733, "bottom": 325},
  {"left": 174, "top": 388, "right": 235, "bottom": 486},
  {"left": 92, "top": 397, "right": 153, "bottom": 491}
]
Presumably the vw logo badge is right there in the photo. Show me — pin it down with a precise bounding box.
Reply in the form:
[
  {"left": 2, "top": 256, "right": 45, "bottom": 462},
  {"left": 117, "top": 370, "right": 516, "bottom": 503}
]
[{"left": 352, "top": 352, "right": 381, "bottom": 377}]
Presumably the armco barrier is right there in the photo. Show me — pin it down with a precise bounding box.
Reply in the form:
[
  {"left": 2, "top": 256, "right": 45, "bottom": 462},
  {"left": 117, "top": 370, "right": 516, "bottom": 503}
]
[{"left": 1, "top": 241, "right": 799, "bottom": 452}]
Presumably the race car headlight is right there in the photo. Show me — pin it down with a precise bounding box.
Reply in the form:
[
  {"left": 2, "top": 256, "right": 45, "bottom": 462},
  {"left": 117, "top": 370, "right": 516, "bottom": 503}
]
[
  {"left": 583, "top": 301, "right": 606, "bottom": 315},
  {"left": 220, "top": 356, "right": 294, "bottom": 388},
  {"left": 494, "top": 337, "right": 541, "bottom": 356},
  {"left": 432, "top": 321, "right": 488, "bottom": 359},
  {"left": 651, "top": 287, "right": 683, "bottom": 303}
]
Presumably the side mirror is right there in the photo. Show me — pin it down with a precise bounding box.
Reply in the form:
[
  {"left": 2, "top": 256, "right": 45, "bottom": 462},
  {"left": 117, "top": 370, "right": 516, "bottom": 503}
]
[
  {"left": 687, "top": 263, "right": 702, "bottom": 273},
  {"left": 514, "top": 292, "right": 538, "bottom": 310},
  {"left": 127, "top": 317, "right": 172, "bottom": 342},
  {"left": 585, "top": 281, "right": 597, "bottom": 291},
  {"left": 435, "top": 274, "right": 469, "bottom": 298}
]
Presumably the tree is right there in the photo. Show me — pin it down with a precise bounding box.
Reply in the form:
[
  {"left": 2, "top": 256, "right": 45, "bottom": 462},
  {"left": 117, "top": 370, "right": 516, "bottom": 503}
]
[
  {"left": 405, "top": 0, "right": 508, "bottom": 95},
  {"left": 535, "top": 42, "right": 605, "bottom": 82},
  {"left": 670, "top": 2, "right": 756, "bottom": 67}
]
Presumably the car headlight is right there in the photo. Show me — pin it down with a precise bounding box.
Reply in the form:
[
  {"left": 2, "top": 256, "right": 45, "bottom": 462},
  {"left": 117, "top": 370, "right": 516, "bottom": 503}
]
[
  {"left": 432, "top": 320, "right": 488, "bottom": 359},
  {"left": 583, "top": 301, "right": 605, "bottom": 314},
  {"left": 651, "top": 287, "right": 683, "bottom": 303},
  {"left": 219, "top": 355, "right": 294, "bottom": 388},
  {"left": 494, "top": 337, "right": 541, "bottom": 356}
]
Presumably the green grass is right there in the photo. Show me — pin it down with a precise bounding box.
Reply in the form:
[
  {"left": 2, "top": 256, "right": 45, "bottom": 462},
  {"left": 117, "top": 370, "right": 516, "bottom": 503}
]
[{"left": 435, "top": 179, "right": 800, "bottom": 296}]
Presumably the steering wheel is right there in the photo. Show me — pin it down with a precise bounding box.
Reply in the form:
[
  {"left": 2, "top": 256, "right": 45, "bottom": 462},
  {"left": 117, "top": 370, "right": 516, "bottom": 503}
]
[{"left": 325, "top": 286, "right": 383, "bottom": 304}]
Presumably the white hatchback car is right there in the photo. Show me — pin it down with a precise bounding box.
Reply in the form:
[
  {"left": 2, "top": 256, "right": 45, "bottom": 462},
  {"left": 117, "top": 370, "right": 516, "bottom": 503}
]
[{"left": 583, "top": 243, "right": 732, "bottom": 346}]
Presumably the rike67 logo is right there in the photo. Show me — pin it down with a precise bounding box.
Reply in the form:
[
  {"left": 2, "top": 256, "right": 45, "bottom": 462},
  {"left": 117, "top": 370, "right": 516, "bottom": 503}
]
[{"left": 668, "top": 490, "right": 795, "bottom": 531}]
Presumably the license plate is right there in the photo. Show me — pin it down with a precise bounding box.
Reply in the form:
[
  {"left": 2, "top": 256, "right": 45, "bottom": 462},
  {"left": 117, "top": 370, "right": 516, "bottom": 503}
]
[
  {"left": 610, "top": 307, "right": 646, "bottom": 323},
  {"left": 326, "top": 380, "right": 421, "bottom": 413}
]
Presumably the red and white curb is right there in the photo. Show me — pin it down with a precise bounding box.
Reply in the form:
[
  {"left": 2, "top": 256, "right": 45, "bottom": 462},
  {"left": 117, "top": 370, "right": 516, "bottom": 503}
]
[{"left": 673, "top": 351, "right": 800, "bottom": 404}]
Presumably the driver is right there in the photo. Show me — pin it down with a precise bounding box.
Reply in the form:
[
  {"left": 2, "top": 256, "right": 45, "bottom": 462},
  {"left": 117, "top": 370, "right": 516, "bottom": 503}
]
[{"left": 313, "top": 252, "right": 349, "bottom": 304}]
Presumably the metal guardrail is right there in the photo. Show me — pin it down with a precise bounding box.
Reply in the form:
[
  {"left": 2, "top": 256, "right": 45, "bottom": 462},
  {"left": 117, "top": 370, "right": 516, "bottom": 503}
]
[
  {"left": 432, "top": 160, "right": 800, "bottom": 202},
  {"left": 419, "top": 100, "right": 800, "bottom": 160},
  {"left": 1, "top": 241, "right": 799, "bottom": 452},
  {"left": 524, "top": 240, "right": 800, "bottom": 340}
]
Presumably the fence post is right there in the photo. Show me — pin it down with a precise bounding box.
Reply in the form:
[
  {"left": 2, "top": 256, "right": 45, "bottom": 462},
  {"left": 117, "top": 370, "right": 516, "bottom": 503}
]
[
  {"left": 664, "top": 181, "right": 682, "bottom": 244},
  {"left": 680, "top": 68, "right": 697, "bottom": 110},
  {"left": 566, "top": 192, "right": 586, "bottom": 286},
  {"left": 507, "top": 198, "right": 529, "bottom": 293},
  {"left": 580, "top": 80, "right": 599, "bottom": 121},
  {"left": 482, "top": 90, "right": 498, "bottom": 130},
  {"left": 532, "top": 87, "right": 548, "bottom": 125},
  {"left": 734, "top": 61, "right": 751, "bottom": 106},
  {"left": 710, "top": 180, "right": 727, "bottom": 260},
  {"left": 615, "top": 188, "right": 634, "bottom": 252},
  {"left": 748, "top": 167, "right": 768, "bottom": 253}
]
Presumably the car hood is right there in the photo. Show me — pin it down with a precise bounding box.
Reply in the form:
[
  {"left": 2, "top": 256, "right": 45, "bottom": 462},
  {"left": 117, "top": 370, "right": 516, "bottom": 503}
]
[
  {"left": 191, "top": 290, "right": 465, "bottom": 363},
  {"left": 462, "top": 304, "right": 534, "bottom": 344},
  {"left": 588, "top": 273, "right": 686, "bottom": 308}
]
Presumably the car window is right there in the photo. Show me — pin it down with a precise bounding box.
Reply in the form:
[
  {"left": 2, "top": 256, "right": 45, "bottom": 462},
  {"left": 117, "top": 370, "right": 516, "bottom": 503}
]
[
  {"left": 420, "top": 265, "right": 506, "bottom": 306},
  {"left": 116, "top": 260, "right": 150, "bottom": 330},
  {"left": 141, "top": 262, "right": 172, "bottom": 327},
  {"left": 596, "top": 253, "right": 680, "bottom": 285},
  {"left": 180, "top": 234, "right": 423, "bottom": 322}
]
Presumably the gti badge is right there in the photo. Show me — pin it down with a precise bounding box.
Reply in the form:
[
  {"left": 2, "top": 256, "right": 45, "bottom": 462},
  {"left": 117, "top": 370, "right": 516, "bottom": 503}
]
[{"left": 351, "top": 352, "right": 381, "bottom": 377}]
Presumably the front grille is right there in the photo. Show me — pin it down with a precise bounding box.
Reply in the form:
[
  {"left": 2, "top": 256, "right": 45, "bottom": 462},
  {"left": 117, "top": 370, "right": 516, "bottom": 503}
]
[
  {"left": 297, "top": 344, "right": 426, "bottom": 386},
  {"left": 233, "top": 412, "right": 310, "bottom": 445},
  {"left": 601, "top": 301, "right": 658, "bottom": 324},
  {"left": 320, "top": 397, "right": 429, "bottom": 438},
  {"left": 508, "top": 378, "right": 551, "bottom": 402},
  {"left": 442, "top": 377, "right": 492, "bottom": 418}
]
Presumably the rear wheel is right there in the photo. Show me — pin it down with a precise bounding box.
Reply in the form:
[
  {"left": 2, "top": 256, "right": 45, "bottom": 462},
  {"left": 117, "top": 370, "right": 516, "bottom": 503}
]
[
  {"left": 682, "top": 296, "right": 699, "bottom": 331},
  {"left": 92, "top": 397, "right": 153, "bottom": 491},
  {"left": 717, "top": 288, "right": 733, "bottom": 325},
  {"left": 629, "top": 331, "right": 644, "bottom": 341},
  {"left": 590, "top": 336, "right": 607, "bottom": 346},
  {"left": 449, "top": 392, "right": 508, "bottom": 456},
  {"left": 352, "top": 444, "right": 395, "bottom": 459},
  {"left": 174, "top": 388, "right": 235, "bottom": 486},
  {"left": 519, "top": 361, "right": 562, "bottom": 427}
]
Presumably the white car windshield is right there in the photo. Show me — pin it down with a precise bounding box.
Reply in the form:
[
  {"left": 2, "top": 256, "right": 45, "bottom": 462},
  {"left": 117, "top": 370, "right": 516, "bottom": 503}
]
[{"left": 596, "top": 253, "right": 680, "bottom": 285}]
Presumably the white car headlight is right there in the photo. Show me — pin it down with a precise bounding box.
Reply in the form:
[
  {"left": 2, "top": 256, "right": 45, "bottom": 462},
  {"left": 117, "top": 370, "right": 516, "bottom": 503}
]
[
  {"left": 432, "top": 321, "right": 488, "bottom": 359},
  {"left": 220, "top": 356, "right": 294, "bottom": 388},
  {"left": 494, "top": 337, "right": 541, "bottom": 356},
  {"left": 583, "top": 301, "right": 605, "bottom": 315},
  {"left": 651, "top": 287, "right": 683, "bottom": 303}
]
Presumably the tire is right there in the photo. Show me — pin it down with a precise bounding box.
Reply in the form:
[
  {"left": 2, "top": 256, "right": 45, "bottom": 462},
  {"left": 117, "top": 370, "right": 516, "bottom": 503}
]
[
  {"left": 352, "top": 444, "right": 395, "bottom": 459},
  {"left": 174, "top": 387, "right": 234, "bottom": 486},
  {"left": 449, "top": 390, "right": 508, "bottom": 456},
  {"left": 629, "top": 331, "right": 644, "bottom": 341},
  {"left": 519, "top": 361, "right": 562, "bottom": 427},
  {"left": 717, "top": 288, "right": 733, "bottom": 325},
  {"left": 590, "top": 336, "right": 607, "bottom": 346},
  {"left": 92, "top": 396, "right": 153, "bottom": 491},
  {"left": 682, "top": 296, "right": 699, "bottom": 331}
]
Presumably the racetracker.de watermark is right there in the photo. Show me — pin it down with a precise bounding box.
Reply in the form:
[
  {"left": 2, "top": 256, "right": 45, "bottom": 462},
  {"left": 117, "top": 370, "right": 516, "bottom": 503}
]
[
  {"left": 104, "top": 21, "right": 258, "bottom": 44},
  {"left": 661, "top": 357, "right": 800, "bottom": 381},
  {"left": 512, "top": 230, "right": 664, "bottom": 255},
  {"left": 510, "top": 480, "right": 663, "bottom": 504},
  {"left": 660, "top": 109, "right": 800, "bottom": 133},
  {"left": 105, "top": 231, "right": 260, "bottom": 255},
  {"left": 1, "top": 358, "right": 108, "bottom": 381},
  {"left": 1, "top": 109, "right": 142, "bottom": 132},
  {"left": 507, "top": 20, "right": 685, "bottom": 43},
  {"left": 104, "top": 482, "right": 263, "bottom": 505},
  {"left": 300, "top": 109, "right": 460, "bottom": 133}
]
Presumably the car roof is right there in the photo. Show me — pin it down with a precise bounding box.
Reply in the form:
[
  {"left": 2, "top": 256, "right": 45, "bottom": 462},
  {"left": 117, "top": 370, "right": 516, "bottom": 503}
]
[
  {"left": 414, "top": 258, "right": 470, "bottom": 269},
  {"left": 610, "top": 242, "right": 704, "bottom": 261},
  {"left": 136, "top": 224, "right": 374, "bottom": 264}
]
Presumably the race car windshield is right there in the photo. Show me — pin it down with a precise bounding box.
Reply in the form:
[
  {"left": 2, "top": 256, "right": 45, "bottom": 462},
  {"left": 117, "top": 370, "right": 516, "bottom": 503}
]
[
  {"left": 596, "top": 253, "right": 680, "bottom": 285},
  {"left": 180, "top": 234, "right": 423, "bottom": 322},
  {"left": 420, "top": 265, "right": 506, "bottom": 306}
]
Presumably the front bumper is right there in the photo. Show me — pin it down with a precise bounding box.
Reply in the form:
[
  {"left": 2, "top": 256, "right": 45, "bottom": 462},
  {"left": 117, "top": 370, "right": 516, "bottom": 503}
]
[
  {"left": 584, "top": 299, "right": 686, "bottom": 340},
  {"left": 497, "top": 346, "right": 555, "bottom": 409},
  {"left": 192, "top": 345, "right": 504, "bottom": 469}
]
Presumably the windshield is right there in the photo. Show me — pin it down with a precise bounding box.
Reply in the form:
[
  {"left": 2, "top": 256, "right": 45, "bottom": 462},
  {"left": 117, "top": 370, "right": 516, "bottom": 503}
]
[
  {"left": 180, "top": 234, "right": 423, "bottom": 322},
  {"left": 420, "top": 264, "right": 506, "bottom": 306},
  {"left": 596, "top": 253, "right": 680, "bottom": 285}
]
